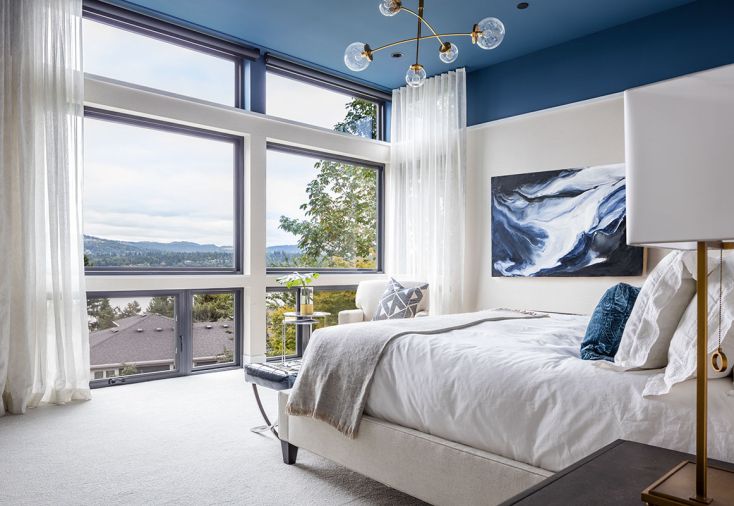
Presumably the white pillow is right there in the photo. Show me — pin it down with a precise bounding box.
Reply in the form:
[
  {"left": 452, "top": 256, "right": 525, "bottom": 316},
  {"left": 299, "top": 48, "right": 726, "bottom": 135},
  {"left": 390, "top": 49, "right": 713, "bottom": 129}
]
[
  {"left": 612, "top": 251, "right": 695, "bottom": 370},
  {"left": 644, "top": 252, "right": 734, "bottom": 396}
]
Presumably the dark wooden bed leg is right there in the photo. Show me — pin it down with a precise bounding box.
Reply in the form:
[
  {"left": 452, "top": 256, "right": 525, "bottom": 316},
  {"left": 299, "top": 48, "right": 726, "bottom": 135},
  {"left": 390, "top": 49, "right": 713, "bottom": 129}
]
[{"left": 281, "top": 440, "right": 298, "bottom": 464}]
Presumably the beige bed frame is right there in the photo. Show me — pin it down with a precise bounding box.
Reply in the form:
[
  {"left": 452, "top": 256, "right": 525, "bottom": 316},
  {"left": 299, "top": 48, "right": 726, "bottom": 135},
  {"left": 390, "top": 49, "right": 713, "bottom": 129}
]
[{"left": 277, "top": 391, "right": 553, "bottom": 506}]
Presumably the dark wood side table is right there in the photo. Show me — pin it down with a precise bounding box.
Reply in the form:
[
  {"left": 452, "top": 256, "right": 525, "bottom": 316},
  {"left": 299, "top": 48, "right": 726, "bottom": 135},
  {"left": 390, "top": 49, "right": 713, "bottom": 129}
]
[{"left": 501, "top": 440, "right": 734, "bottom": 505}]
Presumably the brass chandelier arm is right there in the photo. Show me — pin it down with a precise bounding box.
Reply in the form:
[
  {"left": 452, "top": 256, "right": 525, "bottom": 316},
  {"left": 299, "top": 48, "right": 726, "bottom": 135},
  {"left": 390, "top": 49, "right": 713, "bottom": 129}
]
[
  {"left": 368, "top": 33, "right": 473, "bottom": 55},
  {"left": 400, "top": 6, "right": 445, "bottom": 46}
]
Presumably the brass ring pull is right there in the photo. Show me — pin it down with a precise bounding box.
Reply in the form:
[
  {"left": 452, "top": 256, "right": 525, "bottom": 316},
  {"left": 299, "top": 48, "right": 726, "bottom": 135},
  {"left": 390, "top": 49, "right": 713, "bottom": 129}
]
[{"left": 711, "top": 348, "right": 728, "bottom": 373}]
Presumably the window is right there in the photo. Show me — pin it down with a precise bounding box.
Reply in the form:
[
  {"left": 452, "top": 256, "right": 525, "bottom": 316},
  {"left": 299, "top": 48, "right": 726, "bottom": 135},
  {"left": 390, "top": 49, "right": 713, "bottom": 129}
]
[
  {"left": 82, "top": 18, "right": 238, "bottom": 106},
  {"left": 266, "top": 73, "right": 378, "bottom": 138},
  {"left": 88, "top": 290, "right": 242, "bottom": 385},
  {"left": 192, "top": 291, "right": 237, "bottom": 369},
  {"left": 83, "top": 110, "right": 242, "bottom": 272},
  {"left": 87, "top": 295, "right": 178, "bottom": 381},
  {"left": 266, "top": 146, "right": 382, "bottom": 271},
  {"left": 266, "top": 288, "right": 357, "bottom": 358}
]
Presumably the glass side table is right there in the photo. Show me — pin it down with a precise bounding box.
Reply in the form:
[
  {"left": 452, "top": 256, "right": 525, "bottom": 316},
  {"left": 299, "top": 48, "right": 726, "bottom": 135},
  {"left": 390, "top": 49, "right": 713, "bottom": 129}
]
[{"left": 281, "top": 311, "right": 330, "bottom": 363}]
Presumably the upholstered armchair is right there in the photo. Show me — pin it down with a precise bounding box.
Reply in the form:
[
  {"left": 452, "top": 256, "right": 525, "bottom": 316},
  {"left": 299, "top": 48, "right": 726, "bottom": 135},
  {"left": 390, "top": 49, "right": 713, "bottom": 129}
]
[{"left": 338, "top": 279, "right": 430, "bottom": 324}]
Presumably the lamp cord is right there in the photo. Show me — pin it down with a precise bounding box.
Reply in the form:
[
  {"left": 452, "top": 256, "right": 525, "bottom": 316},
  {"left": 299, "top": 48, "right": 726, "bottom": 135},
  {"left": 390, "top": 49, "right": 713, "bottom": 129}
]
[
  {"left": 711, "top": 247, "right": 728, "bottom": 373},
  {"left": 719, "top": 248, "right": 723, "bottom": 350}
]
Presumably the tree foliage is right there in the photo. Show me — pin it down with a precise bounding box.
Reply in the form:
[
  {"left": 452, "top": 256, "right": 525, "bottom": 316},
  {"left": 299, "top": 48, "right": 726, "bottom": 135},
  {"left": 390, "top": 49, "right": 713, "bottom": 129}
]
[
  {"left": 277, "top": 98, "right": 378, "bottom": 269},
  {"left": 333, "top": 98, "right": 377, "bottom": 139},
  {"left": 146, "top": 296, "right": 174, "bottom": 318},
  {"left": 115, "top": 301, "right": 141, "bottom": 319},
  {"left": 192, "top": 293, "right": 234, "bottom": 322},
  {"left": 87, "top": 297, "right": 115, "bottom": 331},
  {"left": 265, "top": 290, "right": 356, "bottom": 357}
]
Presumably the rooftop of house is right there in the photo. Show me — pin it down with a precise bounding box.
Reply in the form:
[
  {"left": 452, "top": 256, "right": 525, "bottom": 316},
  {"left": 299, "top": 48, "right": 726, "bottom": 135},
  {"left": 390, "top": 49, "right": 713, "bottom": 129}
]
[{"left": 90, "top": 313, "right": 234, "bottom": 366}]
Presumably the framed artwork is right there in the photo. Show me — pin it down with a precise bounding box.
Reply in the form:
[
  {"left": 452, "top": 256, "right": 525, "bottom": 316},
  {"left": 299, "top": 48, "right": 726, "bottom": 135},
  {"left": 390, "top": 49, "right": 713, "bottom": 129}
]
[{"left": 491, "top": 163, "right": 644, "bottom": 277}]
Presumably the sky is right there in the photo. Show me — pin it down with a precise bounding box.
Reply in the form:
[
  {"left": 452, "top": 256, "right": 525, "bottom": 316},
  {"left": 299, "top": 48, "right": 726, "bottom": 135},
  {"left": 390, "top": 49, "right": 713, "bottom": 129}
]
[{"left": 83, "top": 19, "right": 358, "bottom": 249}]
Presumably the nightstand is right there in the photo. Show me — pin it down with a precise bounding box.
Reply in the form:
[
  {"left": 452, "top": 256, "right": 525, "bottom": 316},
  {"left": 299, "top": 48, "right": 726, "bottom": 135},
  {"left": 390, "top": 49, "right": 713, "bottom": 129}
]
[{"left": 501, "top": 440, "right": 734, "bottom": 505}]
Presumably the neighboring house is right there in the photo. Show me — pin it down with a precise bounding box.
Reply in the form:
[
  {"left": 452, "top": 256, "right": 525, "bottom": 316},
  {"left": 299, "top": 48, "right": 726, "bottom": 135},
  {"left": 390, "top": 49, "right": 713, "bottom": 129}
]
[{"left": 89, "top": 314, "right": 235, "bottom": 379}]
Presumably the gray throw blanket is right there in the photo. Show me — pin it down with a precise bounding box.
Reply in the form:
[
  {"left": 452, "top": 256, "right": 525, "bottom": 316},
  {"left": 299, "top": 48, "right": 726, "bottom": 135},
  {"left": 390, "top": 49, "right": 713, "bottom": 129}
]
[{"left": 286, "top": 308, "right": 547, "bottom": 438}]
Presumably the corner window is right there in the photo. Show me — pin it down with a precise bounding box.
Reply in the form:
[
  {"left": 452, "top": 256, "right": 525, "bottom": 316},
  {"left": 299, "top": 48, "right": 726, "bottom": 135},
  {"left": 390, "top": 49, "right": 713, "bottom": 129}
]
[{"left": 266, "top": 146, "right": 382, "bottom": 271}]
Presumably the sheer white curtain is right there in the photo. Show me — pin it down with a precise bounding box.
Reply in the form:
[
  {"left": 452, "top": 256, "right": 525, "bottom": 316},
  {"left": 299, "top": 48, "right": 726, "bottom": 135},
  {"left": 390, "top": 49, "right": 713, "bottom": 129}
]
[
  {"left": 0, "top": 0, "right": 90, "bottom": 415},
  {"left": 387, "top": 69, "right": 467, "bottom": 315}
]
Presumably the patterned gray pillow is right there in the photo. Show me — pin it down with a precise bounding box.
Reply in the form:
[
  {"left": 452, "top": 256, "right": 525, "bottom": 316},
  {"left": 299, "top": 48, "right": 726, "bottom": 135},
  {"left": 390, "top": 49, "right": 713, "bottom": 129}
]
[{"left": 372, "top": 278, "right": 428, "bottom": 321}]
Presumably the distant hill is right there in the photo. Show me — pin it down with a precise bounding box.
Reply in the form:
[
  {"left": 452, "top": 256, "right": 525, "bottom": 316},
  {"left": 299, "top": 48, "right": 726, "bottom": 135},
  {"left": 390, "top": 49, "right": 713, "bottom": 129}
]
[
  {"left": 84, "top": 235, "right": 233, "bottom": 268},
  {"left": 266, "top": 244, "right": 302, "bottom": 267},
  {"left": 84, "top": 235, "right": 230, "bottom": 254},
  {"left": 84, "top": 236, "right": 302, "bottom": 268},
  {"left": 266, "top": 245, "right": 301, "bottom": 255}
]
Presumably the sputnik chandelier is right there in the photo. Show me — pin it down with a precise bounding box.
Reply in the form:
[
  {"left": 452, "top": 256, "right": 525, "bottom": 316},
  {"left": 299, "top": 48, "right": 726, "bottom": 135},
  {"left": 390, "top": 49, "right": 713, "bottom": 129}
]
[{"left": 344, "top": 0, "right": 505, "bottom": 88}]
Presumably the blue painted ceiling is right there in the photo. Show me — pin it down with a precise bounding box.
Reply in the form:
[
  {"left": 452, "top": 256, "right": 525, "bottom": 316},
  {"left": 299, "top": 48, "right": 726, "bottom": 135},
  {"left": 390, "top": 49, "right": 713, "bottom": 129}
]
[{"left": 112, "top": 0, "right": 694, "bottom": 91}]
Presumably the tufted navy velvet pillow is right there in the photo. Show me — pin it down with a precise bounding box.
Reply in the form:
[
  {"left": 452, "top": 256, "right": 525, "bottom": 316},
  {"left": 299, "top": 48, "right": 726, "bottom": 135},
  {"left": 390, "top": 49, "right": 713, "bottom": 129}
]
[{"left": 580, "top": 283, "right": 641, "bottom": 361}]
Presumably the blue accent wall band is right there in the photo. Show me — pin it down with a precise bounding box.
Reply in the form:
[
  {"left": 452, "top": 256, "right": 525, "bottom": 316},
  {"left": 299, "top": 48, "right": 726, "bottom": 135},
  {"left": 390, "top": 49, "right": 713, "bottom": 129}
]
[{"left": 466, "top": 0, "right": 734, "bottom": 126}]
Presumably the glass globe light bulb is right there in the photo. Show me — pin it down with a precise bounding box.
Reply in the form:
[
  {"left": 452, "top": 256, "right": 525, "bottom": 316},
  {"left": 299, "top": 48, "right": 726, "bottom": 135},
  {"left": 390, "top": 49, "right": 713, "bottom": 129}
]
[
  {"left": 405, "top": 64, "right": 427, "bottom": 88},
  {"left": 475, "top": 17, "right": 505, "bottom": 50},
  {"left": 379, "top": 0, "right": 401, "bottom": 16},
  {"left": 439, "top": 42, "right": 459, "bottom": 64},
  {"left": 344, "top": 42, "right": 371, "bottom": 72}
]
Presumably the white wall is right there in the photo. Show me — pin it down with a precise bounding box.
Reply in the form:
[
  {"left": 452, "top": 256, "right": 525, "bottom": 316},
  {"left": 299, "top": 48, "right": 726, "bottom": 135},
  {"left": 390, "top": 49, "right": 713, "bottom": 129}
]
[{"left": 466, "top": 94, "right": 665, "bottom": 315}]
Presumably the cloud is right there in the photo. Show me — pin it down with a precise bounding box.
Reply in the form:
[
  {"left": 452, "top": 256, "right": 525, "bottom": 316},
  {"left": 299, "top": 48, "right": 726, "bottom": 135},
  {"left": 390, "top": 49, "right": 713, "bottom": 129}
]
[{"left": 83, "top": 18, "right": 234, "bottom": 105}]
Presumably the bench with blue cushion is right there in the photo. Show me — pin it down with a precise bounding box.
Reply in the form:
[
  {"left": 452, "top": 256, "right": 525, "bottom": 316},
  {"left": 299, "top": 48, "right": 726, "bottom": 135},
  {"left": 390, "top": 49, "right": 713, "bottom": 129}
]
[
  {"left": 244, "top": 360, "right": 301, "bottom": 390},
  {"left": 244, "top": 360, "right": 302, "bottom": 440}
]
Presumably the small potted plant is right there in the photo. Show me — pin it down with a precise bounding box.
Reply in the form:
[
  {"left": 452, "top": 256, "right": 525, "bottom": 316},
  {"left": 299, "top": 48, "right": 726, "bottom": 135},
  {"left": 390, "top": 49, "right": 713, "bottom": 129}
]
[{"left": 276, "top": 272, "right": 320, "bottom": 315}]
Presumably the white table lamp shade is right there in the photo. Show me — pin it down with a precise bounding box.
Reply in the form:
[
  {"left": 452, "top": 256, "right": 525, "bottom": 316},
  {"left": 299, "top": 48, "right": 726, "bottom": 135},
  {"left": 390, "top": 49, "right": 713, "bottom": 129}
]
[{"left": 625, "top": 63, "right": 734, "bottom": 248}]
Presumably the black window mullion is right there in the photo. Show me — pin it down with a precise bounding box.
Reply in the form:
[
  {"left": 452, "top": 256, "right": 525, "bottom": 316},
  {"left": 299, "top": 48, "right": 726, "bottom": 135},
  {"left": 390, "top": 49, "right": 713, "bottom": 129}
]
[{"left": 179, "top": 290, "right": 193, "bottom": 376}]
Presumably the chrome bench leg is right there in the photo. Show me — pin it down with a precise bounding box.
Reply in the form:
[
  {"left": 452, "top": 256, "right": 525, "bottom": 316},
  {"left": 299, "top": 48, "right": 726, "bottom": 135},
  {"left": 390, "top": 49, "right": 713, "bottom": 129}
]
[{"left": 250, "top": 384, "right": 278, "bottom": 438}]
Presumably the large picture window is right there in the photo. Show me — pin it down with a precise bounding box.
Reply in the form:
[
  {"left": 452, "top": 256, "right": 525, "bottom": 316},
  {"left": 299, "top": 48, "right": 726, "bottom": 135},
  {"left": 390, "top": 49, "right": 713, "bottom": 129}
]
[
  {"left": 87, "top": 289, "right": 241, "bottom": 386},
  {"left": 83, "top": 110, "right": 242, "bottom": 273},
  {"left": 266, "top": 146, "right": 382, "bottom": 271}
]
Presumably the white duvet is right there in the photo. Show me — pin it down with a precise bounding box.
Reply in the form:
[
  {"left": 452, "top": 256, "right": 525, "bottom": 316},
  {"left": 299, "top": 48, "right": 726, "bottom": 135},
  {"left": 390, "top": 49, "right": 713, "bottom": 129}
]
[{"left": 364, "top": 313, "right": 734, "bottom": 472}]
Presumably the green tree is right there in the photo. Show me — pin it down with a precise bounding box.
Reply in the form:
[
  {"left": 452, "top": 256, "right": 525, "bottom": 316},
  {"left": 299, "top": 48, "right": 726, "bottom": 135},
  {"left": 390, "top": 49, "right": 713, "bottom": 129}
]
[
  {"left": 193, "top": 293, "right": 234, "bottom": 322},
  {"left": 146, "top": 296, "right": 174, "bottom": 318},
  {"left": 278, "top": 98, "right": 379, "bottom": 269},
  {"left": 265, "top": 290, "right": 358, "bottom": 357},
  {"left": 266, "top": 291, "right": 297, "bottom": 356},
  {"left": 114, "top": 301, "right": 141, "bottom": 319},
  {"left": 87, "top": 297, "right": 115, "bottom": 331},
  {"left": 121, "top": 363, "right": 139, "bottom": 376},
  {"left": 333, "top": 98, "right": 377, "bottom": 139}
]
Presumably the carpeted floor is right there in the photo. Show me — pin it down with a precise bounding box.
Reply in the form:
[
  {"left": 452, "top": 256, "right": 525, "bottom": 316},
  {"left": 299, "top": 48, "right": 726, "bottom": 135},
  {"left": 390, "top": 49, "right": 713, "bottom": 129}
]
[{"left": 0, "top": 370, "right": 426, "bottom": 505}]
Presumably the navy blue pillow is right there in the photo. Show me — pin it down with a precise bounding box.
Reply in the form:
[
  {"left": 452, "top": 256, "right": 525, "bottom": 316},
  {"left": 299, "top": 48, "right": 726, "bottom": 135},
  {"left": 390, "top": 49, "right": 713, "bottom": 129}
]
[{"left": 580, "top": 283, "right": 641, "bottom": 361}]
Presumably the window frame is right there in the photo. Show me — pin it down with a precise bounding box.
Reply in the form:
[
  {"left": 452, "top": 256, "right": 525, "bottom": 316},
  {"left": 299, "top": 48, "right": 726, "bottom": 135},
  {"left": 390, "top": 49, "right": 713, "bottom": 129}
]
[
  {"left": 189, "top": 288, "right": 243, "bottom": 373},
  {"left": 83, "top": 107, "right": 245, "bottom": 276},
  {"left": 265, "top": 56, "right": 390, "bottom": 141},
  {"left": 83, "top": 0, "right": 259, "bottom": 109},
  {"left": 87, "top": 288, "right": 243, "bottom": 389},
  {"left": 265, "top": 142, "right": 385, "bottom": 275}
]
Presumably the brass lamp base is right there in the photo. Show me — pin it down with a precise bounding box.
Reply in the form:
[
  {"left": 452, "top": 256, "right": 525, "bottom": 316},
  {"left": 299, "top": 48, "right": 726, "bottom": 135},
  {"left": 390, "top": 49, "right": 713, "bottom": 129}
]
[{"left": 642, "top": 461, "right": 734, "bottom": 506}]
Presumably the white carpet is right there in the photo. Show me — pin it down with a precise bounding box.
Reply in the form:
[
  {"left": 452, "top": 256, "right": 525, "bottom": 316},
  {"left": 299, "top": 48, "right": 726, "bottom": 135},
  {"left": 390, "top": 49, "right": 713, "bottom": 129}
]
[{"left": 0, "top": 370, "right": 426, "bottom": 505}]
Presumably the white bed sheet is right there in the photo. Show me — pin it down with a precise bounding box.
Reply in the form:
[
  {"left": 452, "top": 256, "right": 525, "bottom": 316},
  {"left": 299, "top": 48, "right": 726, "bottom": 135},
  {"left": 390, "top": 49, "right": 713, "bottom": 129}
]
[{"left": 365, "top": 313, "right": 734, "bottom": 472}]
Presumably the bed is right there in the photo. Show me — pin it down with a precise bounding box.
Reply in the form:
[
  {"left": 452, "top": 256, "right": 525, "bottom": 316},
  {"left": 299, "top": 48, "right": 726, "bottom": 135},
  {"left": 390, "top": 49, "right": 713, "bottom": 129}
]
[{"left": 277, "top": 312, "right": 734, "bottom": 505}]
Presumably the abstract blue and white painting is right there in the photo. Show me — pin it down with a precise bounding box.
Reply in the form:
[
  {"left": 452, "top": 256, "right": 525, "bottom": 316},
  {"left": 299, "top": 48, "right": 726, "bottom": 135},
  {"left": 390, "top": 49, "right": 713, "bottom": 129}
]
[{"left": 491, "top": 164, "right": 643, "bottom": 277}]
